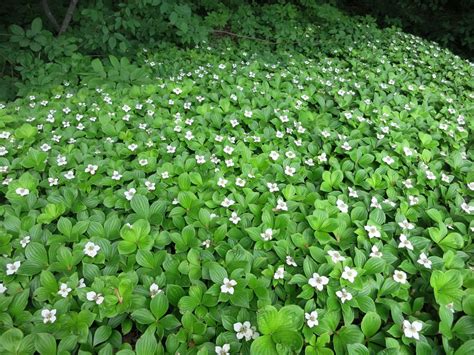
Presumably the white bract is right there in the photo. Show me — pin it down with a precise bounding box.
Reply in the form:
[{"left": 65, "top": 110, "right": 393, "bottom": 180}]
[
  {"left": 305, "top": 311, "right": 319, "bottom": 328},
  {"left": 41, "top": 309, "right": 57, "bottom": 324},
  {"left": 403, "top": 320, "right": 422, "bottom": 340},
  {"left": 86, "top": 291, "right": 104, "bottom": 305},
  {"left": 220, "top": 278, "right": 237, "bottom": 295},
  {"left": 308, "top": 273, "right": 329, "bottom": 291},
  {"left": 6, "top": 261, "right": 21, "bottom": 275},
  {"left": 84, "top": 242, "right": 100, "bottom": 257}
]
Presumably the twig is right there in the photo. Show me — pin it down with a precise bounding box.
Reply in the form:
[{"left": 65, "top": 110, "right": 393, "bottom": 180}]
[
  {"left": 41, "top": 0, "right": 60, "bottom": 32},
  {"left": 212, "top": 30, "right": 277, "bottom": 44},
  {"left": 58, "top": 0, "right": 80, "bottom": 36}
]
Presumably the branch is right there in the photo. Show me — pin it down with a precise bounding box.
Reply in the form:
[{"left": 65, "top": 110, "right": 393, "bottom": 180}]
[
  {"left": 212, "top": 30, "right": 277, "bottom": 44},
  {"left": 41, "top": 0, "right": 60, "bottom": 32},
  {"left": 58, "top": 0, "right": 79, "bottom": 36}
]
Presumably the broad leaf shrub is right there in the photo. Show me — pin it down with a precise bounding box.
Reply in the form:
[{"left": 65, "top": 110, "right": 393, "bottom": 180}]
[{"left": 0, "top": 9, "right": 474, "bottom": 355}]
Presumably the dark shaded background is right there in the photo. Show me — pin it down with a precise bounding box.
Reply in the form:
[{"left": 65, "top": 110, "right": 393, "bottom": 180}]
[{"left": 1, "top": 0, "right": 473, "bottom": 59}]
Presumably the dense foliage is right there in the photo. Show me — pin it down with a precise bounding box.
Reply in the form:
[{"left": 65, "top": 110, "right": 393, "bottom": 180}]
[
  {"left": 327, "top": 0, "right": 474, "bottom": 59},
  {"left": 0, "top": 2, "right": 473, "bottom": 355}
]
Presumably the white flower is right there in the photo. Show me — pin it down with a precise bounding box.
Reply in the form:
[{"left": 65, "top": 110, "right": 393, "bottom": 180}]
[
  {"left": 161, "top": 171, "right": 169, "bottom": 179},
  {"left": 328, "top": 250, "right": 345, "bottom": 263},
  {"left": 15, "top": 187, "right": 29, "bottom": 196},
  {"left": 393, "top": 270, "right": 407, "bottom": 284},
  {"left": 305, "top": 311, "right": 319, "bottom": 328},
  {"left": 229, "top": 212, "right": 240, "bottom": 224},
  {"left": 398, "top": 219, "right": 415, "bottom": 230},
  {"left": 341, "top": 142, "right": 352, "bottom": 151},
  {"left": 370, "top": 197, "right": 381, "bottom": 209},
  {"left": 370, "top": 245, "right": 383, "bottom": 258},
  {"left": 221, "top": 197, "right": 235, "bottom": 208},
  {"left": 85, "top": 164, "right": 98, "bottom": 174},
  {"left": 218, "top": 177, "right": 228, "bottom": 188},
  {"left": 185, "top": 131, "right": 194, "bottom": 140},
  {"left": 408, "top": 195, "right": 419, "bottom": 206},
  {"left": 0, "top": 146, "right": 8, "bottom": 156},
  {"left": 149, "top": 283, "right": 162, "bottom": 298},
  {"left": 269, "top": 151, "right": 279, "bottom": 161},
  {"left": 124, "top": 188, "right": 136, "bottom": 201},
  {"left": 274, "top": 266, "right": 285, "bottom": 280},
  {"left": 244, "top": 110, "right": 253, "bottom": 118},
  {"left": 78, "top": 278, "right": 86, "bottom": 288},
  {"left": 461, "top": 201, "right": 474, "bottom": 214},
  {"left": 365, "top": 225, "right": 381, "bottom": 239},
  {"left": 286, "top": 256, "right": 297, "bottom": 267},
  {"left": 19, "top": 236, "right": 31, "bottom": 248},
  {"left": 86, "top": 291, "right": 104, "bottom": 305},
  {"left": 195, "top": 155, "right": 206, "bottom": 164},
  {"left": 215, "top": 344, "right": 230, "bottom": 355},
  {"left": 233, "top": 321, "right": 253, "bottom": 341},
  {"left": 341, "top": 266, "right": 358, "bottom": 283},
  {"left": 318, "top": 152, "right": 329, "bottom": 164},
  {"left": 404, "top": 179, "right": 413, "bottom": 189},
  {"left": 260, "top": 228, "right": 273, "bottom": 241},
  {"left": 221, "top": 278, "right": 237, "bottom": 295},
  {"left": 201, "top": 239, "right": 211, "bottom": 248},
  {"left": 425, "top": 170, "right": 436, "bottom": 180},
  {"left": 83, "top": 242, "right": 100, "bottom": 257},
  {"left": 267, "top": 182, "right": 279, "bottom": 192},
  {"left": 276, "top": 199, "right": 288, "bottom": 211},
  {"left": 398, "top": 234, "right": 413, "bottom": 250},
  {"left": 417, "top": 253, "right": 432, "bottom": 269},
  {"left": 336, "top": 199, "right": 348, "bottom": 213},
  {"left": 348, "top": 187, "right": 358, "bottom": 198},
  {"left": 6, "top": 261, "right": 21, "bottom": 275},
  {"left": 145, "top": 181, "right": 155, "bottom": 191},
  {"left": 383, "top": 156, "right": 395, "bottom": 165},
  {"left": 128, "top": 143, "right": 138, "bottom": 151},
  {"left": 403, "top": 320, "right": 422, "bottom": 340},
  {"left": 403, "top": 147, "right": 413, "bottom": 156},
  {"left": 223, "top": 146, "right": 234, "bottom": 155},
  {"left": 58, "top": 283, "right": 72, "bottom": 298},
  {"left": 0, "top": 283, "right": 7, "bottom": 294},
  {"left": 308, "top": 273, "right": 329, "bottom": 291},
  {"left": 336, "top": 288, "right": 352, "bottom": 303},
  {"left": 48, "top": 177, "right": 58, "bottom": 186},
  {"left": 284, "top": 166, "right": 296, "bottom": 176},
  {"left": 235, "top": 178, "right": 246, "bottom": 187},
  {"left": 41, "top": 309, "right": 57, "bottom": 324},
  {"left": 111, "top": 171, "right": 122, "bottom": 180},
  {"left": 64, "top": 170, "right": 75, "bottom": 180},
  {"left": 468, "top": 182, "right": 474, "bottom": 191}
]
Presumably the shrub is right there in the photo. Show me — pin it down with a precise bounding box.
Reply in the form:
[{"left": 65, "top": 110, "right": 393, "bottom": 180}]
[{"left": 0, "top": 3, "right": 473, "bottom": 355}]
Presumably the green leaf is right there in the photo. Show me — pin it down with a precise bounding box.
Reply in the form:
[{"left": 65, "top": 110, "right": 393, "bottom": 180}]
[
  {"left": 93, "top": 325, "right": 112, "bottom": 346},
  {"left": 333, "top": 325, "right": 364, "bottom": 354},
  {"left": 363, "top": 257, "right": 386, "bottom": 274},
  {"left": 430, "top": 270, "right": 463, "bottom": 306},
  {"left": 361, "top": 312, "right": 381, "bottom": 337},
  {"left": 131, "top": 309, "right": 156, "bottom": 325},
  {"left": 131, "top": 195, "right": 150, "bottom": 219},
  {"left": 455, "top": 340, "right": 474, "bottom": 355},
  {"left": 35, "top": 333, "right": 56, "bottom": 355},
  {"left": 135, "top": 331, "right": 158, "bottom": 355},
  {"left": 272, "top": 330, "right": 303, "bottom": 351},
  {"left": 347, "top": 344, "right": 369, "bottom": 355},
  {"left": 150, "top": 293, "right": 169, "bottom": 320},
  {"left": 250, "top": 335, "right": 277, "bottom": 355},
  {"left": 208, "top": 262, "right": 228, "bottom": 283},
  {"left": 257, "top": 306, "right": 281, "bottom": 334},
  {"left": 31, "top": 18, "right": 43, "bottom": 34},
  {"left": 1, "top": 328, "right": 23, "bottom": 353},
  {"left": 91, "top": 58, "right": 105, "bottom": 76}
]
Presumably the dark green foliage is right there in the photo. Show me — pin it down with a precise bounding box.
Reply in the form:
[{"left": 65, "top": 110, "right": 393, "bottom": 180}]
[{"left": 326, "top": 0, "right": 474, "bottom": 59}]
